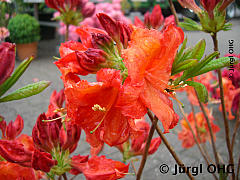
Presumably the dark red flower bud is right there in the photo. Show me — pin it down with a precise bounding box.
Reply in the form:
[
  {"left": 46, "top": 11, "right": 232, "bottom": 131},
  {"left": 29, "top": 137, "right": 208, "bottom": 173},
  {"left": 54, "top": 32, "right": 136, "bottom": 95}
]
[
  {"left": 200, "top": 0, "right": 221, "bottom": 18},
  {"left": 97, "top": 13, "right": 119, "bottom": 40},
  {"left": 219, "top": 0, "right": 234, "bottom": 12},
  {"left": 144, "top": 5, "right": 164, "bottom": 29},
  {"left": 0, "top": 42, "right": 15, "bottom": 85},
  {"left": 76, "top": 48, "right": 107, "bottom": 73},
  {"left": 60, "top": 123, "right": 81, "bottom": 153},
  {"left": 32, "top": 113, "right": 62, "bottom": 152},
  {"left": 118, "top": 21, "right": 132, "bottom": 49},
  {"left": 6, "top": 115, "right": 24, "bottom": 140},
  {"left": 97, "top": 13, "right": 132, "bottom": 50},
  {"left": 31, "top": 149, "right": 57, "bottom": 172},
  {"left": 91, "top": 33, "right": 114, "bottom": 50}
]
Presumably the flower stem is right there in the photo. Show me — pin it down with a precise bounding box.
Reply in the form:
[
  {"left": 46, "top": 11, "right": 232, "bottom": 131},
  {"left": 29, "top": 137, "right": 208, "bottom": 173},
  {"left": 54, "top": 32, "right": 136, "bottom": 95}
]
[
  {"left": 136, "top": 110, "right": 158, "bottom": 180},
  {"left": 147, "top": 110, "right": 195, "bottom": 180},
  {"left": 178, "top": 104, "right": 217, "bottom": 180},
  {"left": 168, "top": 0, "right": 179, "bottom": 25},
  {"left": 211, "top": 32, "right": 235, "bottom": 179},
  {"left": 231, "top": 100, "right": 240, "bottom": 152},
  {"left": 62, "top": 173, "right": 67, "bottom": 180},
  {"left": 237, "top": 155, "right": 240, "bottom": 180},
  {"left": 65, "top": 24, "right": 69, "bottom": 42},
  {"left": 131, "top": 160, "right": 137, "bottom": 176},
  {"left": 196, "top": 97, "right": 220, "bottom": 166}
]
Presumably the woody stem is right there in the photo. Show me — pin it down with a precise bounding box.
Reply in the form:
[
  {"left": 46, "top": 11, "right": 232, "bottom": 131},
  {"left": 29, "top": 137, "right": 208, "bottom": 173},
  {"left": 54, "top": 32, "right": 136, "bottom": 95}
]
[
  {"left": 65, "top": 24, "right": 69, "bottom": 42},
  {"left": 231, "top": 100, "right": 240, "bottom": 151},
  {"left": 136, "top": 110, "right": 158, "bottom": 180},
  {"left": 168, "top": 0, "right": 179, "bottom": 25},
  {"left": 211, "top": 32, "right": 235, "bottom": 179},
  {"left": 178, "top": 104, "right": 217, "bottom": 180},
  {"left": 195, "top": 94, "right": 220, "bottom": 166},
  {"left": 62, "top": 173, "right": 67, "bottom": 180},
  {"left": 147, "top": 110, "right": 195, "bottom": 180}
]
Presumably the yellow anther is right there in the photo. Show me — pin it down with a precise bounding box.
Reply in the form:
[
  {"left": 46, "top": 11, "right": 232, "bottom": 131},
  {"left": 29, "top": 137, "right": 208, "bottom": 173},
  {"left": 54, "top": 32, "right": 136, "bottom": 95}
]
[{"left": 92, "top": 104, "right": 106, "bottom": 112}]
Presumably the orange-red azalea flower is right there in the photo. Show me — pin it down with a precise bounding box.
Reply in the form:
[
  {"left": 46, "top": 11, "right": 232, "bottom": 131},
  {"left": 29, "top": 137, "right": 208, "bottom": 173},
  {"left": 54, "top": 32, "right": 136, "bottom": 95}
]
[
  {"left": 0, "top": 161, "right": 43, "bottom": 180},
  {"left": 64, "top": 68, "right": 136, "bottom": 148},
  {"left": 120, "top": 25, "right": 184, "bottom": 133},
  {"left": 71, "top": 155, "right": 129, "bottom": 180},
  {"left": 178, "top": 111, "right": 220, "bottom": 148}
]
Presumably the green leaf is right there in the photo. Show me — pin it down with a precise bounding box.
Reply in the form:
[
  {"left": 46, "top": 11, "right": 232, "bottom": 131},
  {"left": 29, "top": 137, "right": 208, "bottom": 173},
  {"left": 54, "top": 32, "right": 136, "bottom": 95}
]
[
  {"left": 179, "top": 17, "right": 202, "bottom": 31},
  {"left": 193, "top": 57, "right": 239, "bottom": 77},
  {"left": 0, "top": 56, "right": 34, "bottom": 97},
  {"left": 175, "top": 37, "right": 188, "bottom": 62},
  {"left": 185, "top": 81, "right": 208, "bottom": 103},
  {"left": 186, "top": 39, "right": 206, "bottom": 61},
  {"left": 172, "top": 59, "right": 198, "bottom": 75},
  {"left": 0, "top": 81, "right": 51, "bottom": 103},
  {"left": 181, "top": 51, "right": 219, "bottom": 81}
]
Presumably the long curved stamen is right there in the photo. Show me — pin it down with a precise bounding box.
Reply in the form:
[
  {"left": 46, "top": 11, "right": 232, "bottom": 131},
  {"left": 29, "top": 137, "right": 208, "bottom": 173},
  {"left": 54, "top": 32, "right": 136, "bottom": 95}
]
[{"left": 42, "top": 114, "right": 67, "bottom": 122}]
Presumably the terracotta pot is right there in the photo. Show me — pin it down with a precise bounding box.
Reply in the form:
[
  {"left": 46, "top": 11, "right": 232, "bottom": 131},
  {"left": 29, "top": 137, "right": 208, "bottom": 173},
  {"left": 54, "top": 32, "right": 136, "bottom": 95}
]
[{"left": 16, "top": 42, "right": 38, "bottom": 61}]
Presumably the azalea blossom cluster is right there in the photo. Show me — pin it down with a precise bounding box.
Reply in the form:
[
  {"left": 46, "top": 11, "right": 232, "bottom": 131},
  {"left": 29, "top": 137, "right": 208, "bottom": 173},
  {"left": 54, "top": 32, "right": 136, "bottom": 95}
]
[{"left": 1, "top": 0, "right": 239, "bottom": 179}]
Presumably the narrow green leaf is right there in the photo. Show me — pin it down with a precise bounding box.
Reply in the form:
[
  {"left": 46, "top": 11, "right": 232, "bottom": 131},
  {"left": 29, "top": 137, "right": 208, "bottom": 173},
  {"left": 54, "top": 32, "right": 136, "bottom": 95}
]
[
  {"left": 185, "top": 81, "right": 208, "bottom": 103},
  {"left": 172, "top": 59, "right": 198, "bottom": 75},
  {"left": 0, "top": 56, "right": 34, "bottom": 97},
  {"left": 0, "top": 81, "right": 51, "bottom": 103},
  {"left": 181, "top": 51, "right": 219, "bottom": 81},
  {"left": 179, "top": 18, "right": 202, "bottom": 31},
  {"left": 187, "top": 39, "right": 206, "bottom": 61},
  {"left": 193, "top": 57, "right": 238, "bottom": 77},
  {"left": 176, "top": 37, "right": 188, "bottom": 61}
]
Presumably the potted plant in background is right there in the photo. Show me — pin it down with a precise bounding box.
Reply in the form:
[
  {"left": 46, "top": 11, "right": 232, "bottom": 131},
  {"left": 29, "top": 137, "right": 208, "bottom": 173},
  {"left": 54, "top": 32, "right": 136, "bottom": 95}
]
[{"left": 7, "top": 14, "right": 40, "bottom": 60}]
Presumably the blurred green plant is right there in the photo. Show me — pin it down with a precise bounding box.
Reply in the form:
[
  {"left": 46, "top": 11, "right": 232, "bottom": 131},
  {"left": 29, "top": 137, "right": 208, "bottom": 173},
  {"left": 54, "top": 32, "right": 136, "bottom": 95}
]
[{"left": 8, "top": 14, "right": 40, "bottom": 44}]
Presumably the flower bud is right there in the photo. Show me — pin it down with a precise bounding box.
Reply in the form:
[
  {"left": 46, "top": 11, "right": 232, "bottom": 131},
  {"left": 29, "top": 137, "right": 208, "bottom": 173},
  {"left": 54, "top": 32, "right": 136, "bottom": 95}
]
[
  {"left": 60, "top": 123, "right": 81, "bottom": 153},
  {"left": 6, "top": 115, "right": 24, "bottom": 140},
  {"left": 177, "top": 0, "right": 202, "bottom": 14},
  {"left": 32, "top": 113, "right": 62, "bottom": 153},
  {"left": 144, "top": 5, "right": 164, "bottom": 29},
  {"left": 76, "top": 48, "right": 107, "bottom": 73},
  {"left": 200, "top": 0, "right": 221, "bottom": 18},
  {"left": 97, "top": 13, "right": 132, "bottom": 50},
  {"left": 0, "top": 42, "right": 15, "bottom": 85},
  {"left": 91, "top": 33, "right": 114, "bottom": 51}
]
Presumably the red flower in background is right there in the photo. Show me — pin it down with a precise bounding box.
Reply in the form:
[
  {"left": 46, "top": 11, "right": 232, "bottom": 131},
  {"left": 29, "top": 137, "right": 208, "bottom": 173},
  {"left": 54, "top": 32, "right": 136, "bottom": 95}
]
[
  {"left": 178, "top": 111, "right": 220, "bottom": 148},
  {"left": 71, "top": 155, "right": 129, "bottom": 180},
  {"left": 0, "top": 42, "right": 15, "bottom": 85},
  {"left": 45, "top": 0, "right": 95, "bottom": 18},
  {"left": 0, "top": 115, "right": 23, "bottom": 140},
  {"left": 134, "top": 5, "right": 176, "bottom": 30},
  {"left": 120, "top": 25, "right": 184, "bottom": 133},
  {"left": 217, "top": 77, "right": 240, "bottom": 120}
]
